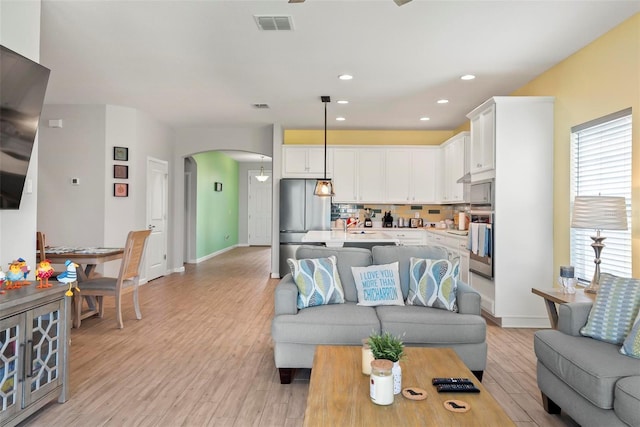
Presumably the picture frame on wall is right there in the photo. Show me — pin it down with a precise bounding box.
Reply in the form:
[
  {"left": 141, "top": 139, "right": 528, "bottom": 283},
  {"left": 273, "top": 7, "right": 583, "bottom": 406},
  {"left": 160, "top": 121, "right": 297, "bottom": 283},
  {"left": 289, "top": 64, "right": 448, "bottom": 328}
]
[
  {"left": 113, "top": 146, "right": 129, "bottom": 161},
  {"left": 114, "top": 183, "right": 129, "bottom": 197},
  {"left": 114, "top": 164, "right": 129, "bottom": 179}
]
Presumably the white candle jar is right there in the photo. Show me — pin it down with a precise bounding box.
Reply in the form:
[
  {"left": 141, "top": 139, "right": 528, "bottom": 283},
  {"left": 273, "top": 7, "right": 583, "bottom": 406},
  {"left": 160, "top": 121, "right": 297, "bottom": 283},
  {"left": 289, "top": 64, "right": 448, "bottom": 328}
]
[
  {"left": 362, "top": 339, "right": 374, "bottom": 375},
  {"left": 370, "top": 359, "right": 394, "bottom": 405}
]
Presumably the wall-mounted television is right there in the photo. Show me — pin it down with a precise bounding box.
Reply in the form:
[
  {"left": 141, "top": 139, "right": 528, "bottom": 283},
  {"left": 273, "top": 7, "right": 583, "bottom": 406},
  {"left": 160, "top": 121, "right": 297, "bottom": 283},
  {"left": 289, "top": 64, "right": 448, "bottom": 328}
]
[{"left": 0, "top": 45, "right": 50, "bottom": 209}]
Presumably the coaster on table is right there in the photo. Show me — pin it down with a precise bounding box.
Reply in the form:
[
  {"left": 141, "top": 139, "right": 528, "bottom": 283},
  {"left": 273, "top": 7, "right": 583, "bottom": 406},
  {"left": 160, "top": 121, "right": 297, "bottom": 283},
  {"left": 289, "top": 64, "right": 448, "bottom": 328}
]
[
  {"left": 402, "top": 387, "right": 427, "bottom": 400},
  {"left": 444, "top": 399, "right": 470, "bottom": 413}
]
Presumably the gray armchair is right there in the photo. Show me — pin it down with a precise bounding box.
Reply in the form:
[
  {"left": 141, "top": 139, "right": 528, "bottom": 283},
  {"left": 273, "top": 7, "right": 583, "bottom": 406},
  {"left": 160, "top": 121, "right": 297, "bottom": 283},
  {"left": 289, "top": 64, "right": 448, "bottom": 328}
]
[{"left": 534, "top": 302, "right": 640, "bottom": 426}]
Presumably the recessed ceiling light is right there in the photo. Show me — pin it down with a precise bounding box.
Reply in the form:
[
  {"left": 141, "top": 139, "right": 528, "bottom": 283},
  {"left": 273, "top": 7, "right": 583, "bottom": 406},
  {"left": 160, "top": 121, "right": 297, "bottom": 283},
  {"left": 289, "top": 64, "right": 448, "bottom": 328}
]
[
  {"left": 337, "top": 100, "right": 349, "bottom": 104},
  {"left": 336, "top": 117, "right": 346, "bottom": 121},
  {"left": 437, "top": 99, "right": 449, "bottom": 104},
  {"left": 338, "top": 74, "right": 353, "bottom": 80},
  {"left": 420, "top": 117, "right": 430, "bottom": 121},
  {"left": 460, "top": 74, "right": 476, "bottom": 80}
]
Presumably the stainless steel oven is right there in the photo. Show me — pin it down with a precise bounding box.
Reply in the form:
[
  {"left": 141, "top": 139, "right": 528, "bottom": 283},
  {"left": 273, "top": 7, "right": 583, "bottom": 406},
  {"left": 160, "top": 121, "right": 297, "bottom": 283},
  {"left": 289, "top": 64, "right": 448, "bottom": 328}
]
[
  {"left": 468, "top": 210, "right": 493, "bottom": 279},
  {"left": 469, "top": 180, "right": 494, "bottom": 279}
]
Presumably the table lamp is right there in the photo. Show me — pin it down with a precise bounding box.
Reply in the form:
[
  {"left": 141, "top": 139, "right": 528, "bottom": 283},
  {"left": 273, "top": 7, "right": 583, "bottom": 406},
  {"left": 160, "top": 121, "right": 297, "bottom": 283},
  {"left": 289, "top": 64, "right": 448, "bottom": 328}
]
[{"left": 570, "top": 195, "right": 628, "bottom": 293}]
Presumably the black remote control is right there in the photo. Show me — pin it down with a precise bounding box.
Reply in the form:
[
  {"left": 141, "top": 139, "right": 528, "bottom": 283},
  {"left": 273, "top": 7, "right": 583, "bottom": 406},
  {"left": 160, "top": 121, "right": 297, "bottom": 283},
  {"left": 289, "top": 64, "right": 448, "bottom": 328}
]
[
  {"left": 436, "top": 383, "right": 480, "bottom": 393},
  {"left": 432, "top": 377, "right": 473, "bottom": 385}
]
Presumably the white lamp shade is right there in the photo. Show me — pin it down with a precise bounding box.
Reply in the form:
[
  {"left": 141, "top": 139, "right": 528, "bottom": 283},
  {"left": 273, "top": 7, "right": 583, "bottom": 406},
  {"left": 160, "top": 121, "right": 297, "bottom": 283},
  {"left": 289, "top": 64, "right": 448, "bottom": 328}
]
[
  {"left": 255, "top": 165, "right": 269, "bottom": 182},
  {"left": 571, "top": 196, "right": 628, "bottom": 230}
]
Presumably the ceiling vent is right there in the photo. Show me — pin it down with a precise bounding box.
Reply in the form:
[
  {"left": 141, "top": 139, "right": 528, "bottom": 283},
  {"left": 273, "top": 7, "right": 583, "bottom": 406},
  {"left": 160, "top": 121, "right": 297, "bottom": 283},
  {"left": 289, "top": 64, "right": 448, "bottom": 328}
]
[
  {"left": 254, "top": 16, "right": 294, "bottom": 31},
  {"left": 252, "top": 103, "right": 270, "bottom": 109}
]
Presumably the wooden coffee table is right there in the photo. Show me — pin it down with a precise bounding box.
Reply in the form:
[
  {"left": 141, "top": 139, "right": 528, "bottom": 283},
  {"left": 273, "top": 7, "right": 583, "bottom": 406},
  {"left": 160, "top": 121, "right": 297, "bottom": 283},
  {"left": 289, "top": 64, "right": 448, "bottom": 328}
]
[{"left": 304, "top": 346, "right": 514, "bottom": 426}]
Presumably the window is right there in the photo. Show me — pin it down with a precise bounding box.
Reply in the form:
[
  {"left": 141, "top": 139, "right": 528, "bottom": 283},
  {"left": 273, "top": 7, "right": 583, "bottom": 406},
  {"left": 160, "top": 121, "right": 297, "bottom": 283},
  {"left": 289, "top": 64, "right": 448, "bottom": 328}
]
[{"left": 570, "top": 108, "right": 632, "bottom": 281}]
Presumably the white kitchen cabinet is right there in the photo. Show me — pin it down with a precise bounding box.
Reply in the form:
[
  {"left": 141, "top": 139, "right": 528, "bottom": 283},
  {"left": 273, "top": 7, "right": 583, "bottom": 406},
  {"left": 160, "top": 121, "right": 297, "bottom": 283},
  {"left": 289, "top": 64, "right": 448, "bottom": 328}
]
[
  {"left": 440, "top": 132, "right": 468, "bottom": 203},
  {"left": 456, "top": 238, "right": 470, "bottom": 284},
  {"left": 298, "top": 146, "right": 442, "bottom": 204},
  {"left": 332, "top": 148, "right": 357, "bottom": 202},
  {"left": 282, "top": 145, "right": 332, "bottom": 178},
  {"left": 466, "top": 96, "right": 555, "bottom": 327},
  {"left": 411, "top": 149, "right": 439, "bottom": 203},
  {"left": 385, "top": 148, "right": 439, "bottom": 204},
  {"left": 332, "top": 148, "right": 385, "bottom": 203},
  {"left": 468, "top": 103, "right": 495, "bottom": 181},
  {"left": 384, "top": 150, "right": 412, "bottom": 203},
  {"left": 382, "top": 229, "right": 427, "bottom": 246},
  {"left": 0, "top": 286, "right": 70, "bottom": 426},
  {"left": 357, "top": 149, "right": 386, "bottom": 203}
]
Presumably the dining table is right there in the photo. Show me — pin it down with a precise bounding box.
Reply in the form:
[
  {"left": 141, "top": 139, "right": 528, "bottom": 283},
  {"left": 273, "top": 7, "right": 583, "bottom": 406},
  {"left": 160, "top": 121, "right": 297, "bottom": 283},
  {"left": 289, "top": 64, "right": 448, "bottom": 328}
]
[
  {"left": 41, "top": 247, "right": 124, "bottom": 327},
  {"left": 43, "top": 247, "right": 124, "bottom": 280}
]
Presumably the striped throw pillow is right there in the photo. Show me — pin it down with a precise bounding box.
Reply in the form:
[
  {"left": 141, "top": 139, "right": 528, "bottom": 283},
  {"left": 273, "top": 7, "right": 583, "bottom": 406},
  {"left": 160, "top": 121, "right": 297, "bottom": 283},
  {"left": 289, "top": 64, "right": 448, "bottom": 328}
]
[
  {"left": 287, "top": 256, "right": 345, "bottom": 309},
  {"left": 580, "top": 273, "right": 640, "bottom": 345}
]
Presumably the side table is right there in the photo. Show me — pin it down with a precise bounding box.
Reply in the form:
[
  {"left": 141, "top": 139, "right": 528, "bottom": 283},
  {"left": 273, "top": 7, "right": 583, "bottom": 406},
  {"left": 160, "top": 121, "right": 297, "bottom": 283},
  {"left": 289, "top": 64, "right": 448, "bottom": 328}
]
[{"left": 531, "top": 287, "right": 596, "bottom": 329}]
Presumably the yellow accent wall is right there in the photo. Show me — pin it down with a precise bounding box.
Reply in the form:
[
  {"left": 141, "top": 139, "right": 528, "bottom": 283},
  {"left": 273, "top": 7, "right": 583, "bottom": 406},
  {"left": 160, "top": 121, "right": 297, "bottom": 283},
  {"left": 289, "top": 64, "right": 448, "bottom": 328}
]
[
  {"left": 284, "top": 129, "right": 454, "bottom": 146},
  {"left": 510, "top": 13, "right": 639, "bottom": 277},
  {"left": 454, "top": 121, "right": 470, "bottom": 134}
]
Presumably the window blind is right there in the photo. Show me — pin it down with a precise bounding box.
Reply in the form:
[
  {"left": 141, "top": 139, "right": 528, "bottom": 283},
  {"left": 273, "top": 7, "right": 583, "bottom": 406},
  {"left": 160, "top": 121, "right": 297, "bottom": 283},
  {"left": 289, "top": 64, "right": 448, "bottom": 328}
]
[{"left": 570, "top": 108, "right": 632, "bottom": 281}]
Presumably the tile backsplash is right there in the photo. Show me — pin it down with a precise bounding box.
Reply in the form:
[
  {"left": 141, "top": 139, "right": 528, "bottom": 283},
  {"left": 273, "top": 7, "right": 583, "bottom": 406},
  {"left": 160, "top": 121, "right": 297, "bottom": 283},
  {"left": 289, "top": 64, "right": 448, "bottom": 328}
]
[{"left": 332, "top": 203, "right": 466, "bottom": 226}]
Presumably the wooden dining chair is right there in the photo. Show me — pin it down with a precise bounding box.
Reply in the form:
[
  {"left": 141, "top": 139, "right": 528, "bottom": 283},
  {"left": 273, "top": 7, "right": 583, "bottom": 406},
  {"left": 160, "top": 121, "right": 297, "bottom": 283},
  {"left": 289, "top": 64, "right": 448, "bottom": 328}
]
[
  {"left": 74, "top": 229, "right": 151, "bottom": 329},
  {"left": 36, "top": 231, "right": 47, "bottom": 263}
]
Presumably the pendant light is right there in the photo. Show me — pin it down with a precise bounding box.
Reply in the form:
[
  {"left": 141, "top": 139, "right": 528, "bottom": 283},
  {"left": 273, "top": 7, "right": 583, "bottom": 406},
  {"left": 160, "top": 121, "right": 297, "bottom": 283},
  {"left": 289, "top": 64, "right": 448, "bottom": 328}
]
[
  {"left": 314, "top": 95, "right": 334, "bottom": 196},
  {"left": 256, "top": 155, "right": 269, "bottom": 182}
]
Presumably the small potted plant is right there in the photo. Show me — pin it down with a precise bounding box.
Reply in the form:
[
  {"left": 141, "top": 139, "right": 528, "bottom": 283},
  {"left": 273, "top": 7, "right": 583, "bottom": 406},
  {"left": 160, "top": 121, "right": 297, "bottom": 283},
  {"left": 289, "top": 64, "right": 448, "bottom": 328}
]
[{"left": 368, "top": 331, "right": 405, "bottom": 394}]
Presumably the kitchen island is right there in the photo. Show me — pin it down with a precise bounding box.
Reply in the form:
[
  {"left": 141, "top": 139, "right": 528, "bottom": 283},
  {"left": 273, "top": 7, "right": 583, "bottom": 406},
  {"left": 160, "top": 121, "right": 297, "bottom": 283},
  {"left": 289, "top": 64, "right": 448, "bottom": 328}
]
[{"left": 302, "top": 230, "right": 400, "bottom": 248}]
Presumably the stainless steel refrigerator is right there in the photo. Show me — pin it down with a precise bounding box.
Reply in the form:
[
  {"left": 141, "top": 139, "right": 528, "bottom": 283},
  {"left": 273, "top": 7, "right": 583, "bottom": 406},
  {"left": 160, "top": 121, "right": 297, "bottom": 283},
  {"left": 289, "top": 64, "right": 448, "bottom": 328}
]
[{"left": 279, "top": 179, "right": 331, "bottom": 276}]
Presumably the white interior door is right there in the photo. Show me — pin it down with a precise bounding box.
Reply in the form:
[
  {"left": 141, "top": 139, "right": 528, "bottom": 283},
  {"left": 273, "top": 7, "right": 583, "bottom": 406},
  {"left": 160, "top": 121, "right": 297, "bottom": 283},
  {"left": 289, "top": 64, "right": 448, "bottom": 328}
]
[
  {"left": 248, "top": 170, "right": 272, "bottom": 246},
  {"left": 146, "top": 157, "right": 168, "bottom": 280}
]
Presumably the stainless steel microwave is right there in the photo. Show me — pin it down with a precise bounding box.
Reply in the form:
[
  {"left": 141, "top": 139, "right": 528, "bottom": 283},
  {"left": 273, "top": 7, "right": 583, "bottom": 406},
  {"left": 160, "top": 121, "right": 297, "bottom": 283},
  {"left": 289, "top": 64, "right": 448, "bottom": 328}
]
[{"left": 470, "top": 181, "right": 493, "bottom": 207}]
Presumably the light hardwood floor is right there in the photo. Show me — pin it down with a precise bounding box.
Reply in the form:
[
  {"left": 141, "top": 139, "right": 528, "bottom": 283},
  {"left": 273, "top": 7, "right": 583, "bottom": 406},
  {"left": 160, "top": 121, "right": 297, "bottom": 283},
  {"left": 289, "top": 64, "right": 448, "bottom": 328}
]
[{"left": 21, "top": 246, "right": 578, "bottom": 427}]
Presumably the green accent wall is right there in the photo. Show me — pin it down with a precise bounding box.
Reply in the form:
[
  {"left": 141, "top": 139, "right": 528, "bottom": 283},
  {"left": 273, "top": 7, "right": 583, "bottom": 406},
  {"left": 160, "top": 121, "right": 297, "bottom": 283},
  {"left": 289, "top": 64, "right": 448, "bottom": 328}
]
[{"left": 193, "top": 152, "right": 239, "bottom": 258}]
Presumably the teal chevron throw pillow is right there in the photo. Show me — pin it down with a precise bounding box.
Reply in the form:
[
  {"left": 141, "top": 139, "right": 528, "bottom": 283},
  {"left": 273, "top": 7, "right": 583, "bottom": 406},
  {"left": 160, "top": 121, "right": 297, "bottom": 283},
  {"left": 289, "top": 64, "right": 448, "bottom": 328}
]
[
  {"left": 620, "top": 310, "right": 640, "bottom": 358},
  {"left": 287, "top": 256, "right": 345, "bottom": 309},
  {"left": 351, "top": 262, "right": 404, "bottom": 306},
  {"left": 406, "top": 257, "right": 459, "bottom": 312},
  {"left": 580, "top": 273, "right": 640, "bottom": 345}
]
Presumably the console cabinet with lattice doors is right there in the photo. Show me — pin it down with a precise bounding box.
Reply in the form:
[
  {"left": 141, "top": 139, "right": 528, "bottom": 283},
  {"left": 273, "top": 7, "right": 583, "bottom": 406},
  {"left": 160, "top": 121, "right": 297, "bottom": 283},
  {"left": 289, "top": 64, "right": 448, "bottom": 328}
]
[{"left": 0, "top": 286, "right": 70, "bottom": 426}]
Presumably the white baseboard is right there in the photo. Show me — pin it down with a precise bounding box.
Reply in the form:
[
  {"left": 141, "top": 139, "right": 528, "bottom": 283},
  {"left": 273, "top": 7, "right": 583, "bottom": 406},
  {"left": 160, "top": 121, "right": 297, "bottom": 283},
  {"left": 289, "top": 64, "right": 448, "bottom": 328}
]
[
  {"left": 195, "top": 245, "right": 238, "bottom": 263},
  {"left": 480, "top": 296, "right": 495, "bottom": 314},
  {"left": 173, "top": 266, "right": 185, "bottom": 273},
  {"left": 500, "top": 315, "right": 551, "bottom": 329}
]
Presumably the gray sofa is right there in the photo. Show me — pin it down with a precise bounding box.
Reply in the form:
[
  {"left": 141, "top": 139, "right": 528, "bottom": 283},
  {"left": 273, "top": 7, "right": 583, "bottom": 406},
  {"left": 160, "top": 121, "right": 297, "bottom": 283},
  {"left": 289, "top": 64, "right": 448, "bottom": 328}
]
[
  {"left": 271, "top": 245, "right": 487, "bottom": 384},
  {"left": 534, "top": 302, "right": 640, "bottom": 427}
]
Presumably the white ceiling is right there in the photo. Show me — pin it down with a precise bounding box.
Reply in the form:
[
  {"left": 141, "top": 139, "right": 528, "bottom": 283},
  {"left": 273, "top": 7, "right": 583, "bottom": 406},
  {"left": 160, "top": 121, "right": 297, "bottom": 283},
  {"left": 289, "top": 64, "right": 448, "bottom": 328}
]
[{"left": 39, "top": 0, "right": 640, "bottom": 135}]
